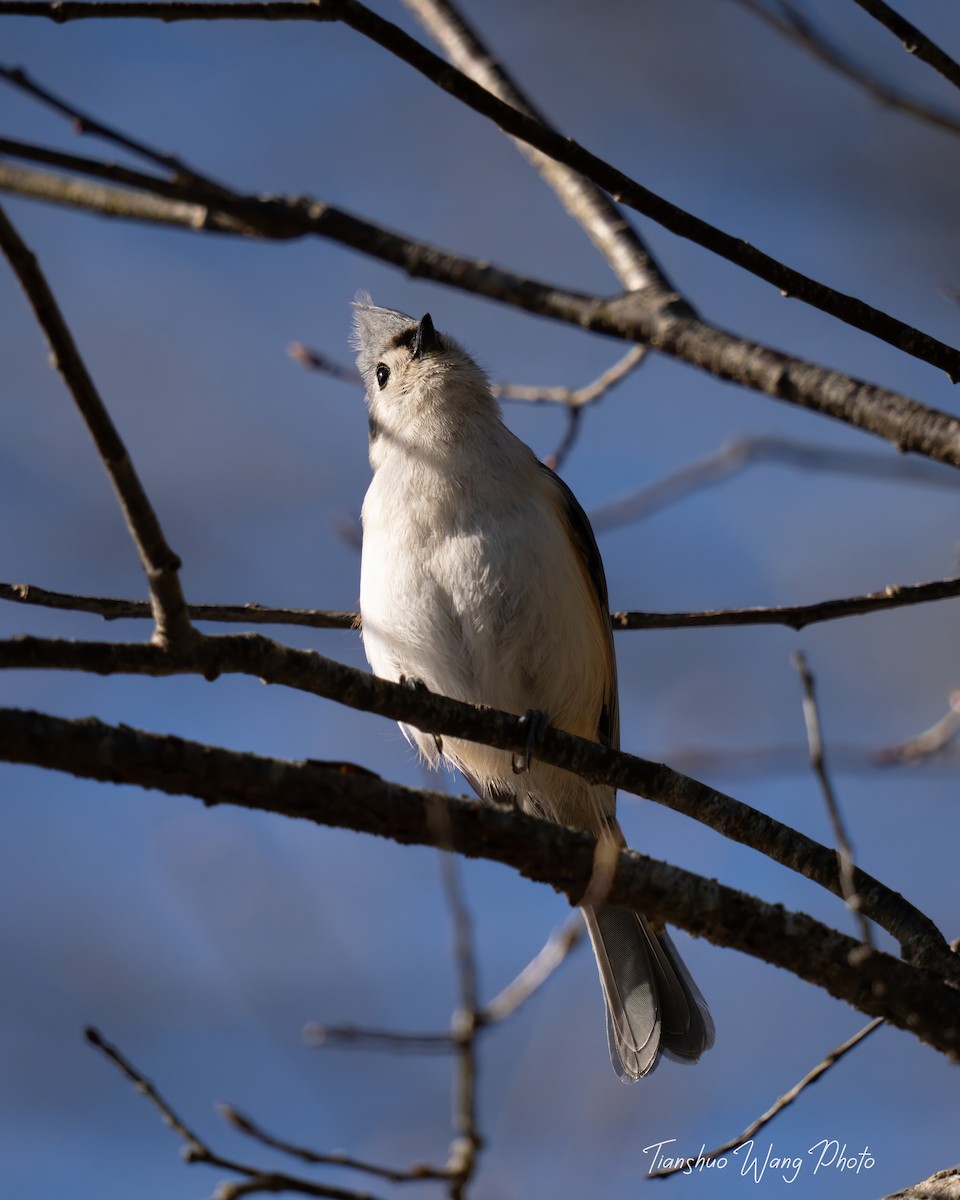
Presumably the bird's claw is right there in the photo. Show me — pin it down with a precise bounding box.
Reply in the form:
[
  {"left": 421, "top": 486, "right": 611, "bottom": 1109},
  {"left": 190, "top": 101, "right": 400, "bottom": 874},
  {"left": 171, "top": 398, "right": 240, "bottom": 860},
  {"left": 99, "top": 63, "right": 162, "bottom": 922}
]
[{"left": 512, "top": 708, "right": 549, "bottom": 774}]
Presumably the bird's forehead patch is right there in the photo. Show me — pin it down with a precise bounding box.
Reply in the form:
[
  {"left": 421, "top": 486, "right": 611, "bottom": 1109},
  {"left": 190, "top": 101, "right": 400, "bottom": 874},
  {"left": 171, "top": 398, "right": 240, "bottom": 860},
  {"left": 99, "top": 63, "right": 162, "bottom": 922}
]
[{"left": 388, "top": 326, "right": 419, "bottom": 352}]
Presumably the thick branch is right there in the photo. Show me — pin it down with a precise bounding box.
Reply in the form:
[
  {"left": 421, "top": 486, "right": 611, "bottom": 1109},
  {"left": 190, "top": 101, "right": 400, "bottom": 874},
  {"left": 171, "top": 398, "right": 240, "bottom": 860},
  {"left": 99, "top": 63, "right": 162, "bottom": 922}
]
[
  {"left": 0, "top": 631, "right": 950, "bottom": 972},
  {"left": 0, "top": 205, "right": 193, "bottom": 644},
  {"left": 4, "top": 0, "right": 959, "bottom": 380},
  {"left": 4, "top": 707, "right": 959, "bottom": 1057},
  {"left": 4, "top": 159, "right": 960, "bottom": 470}
]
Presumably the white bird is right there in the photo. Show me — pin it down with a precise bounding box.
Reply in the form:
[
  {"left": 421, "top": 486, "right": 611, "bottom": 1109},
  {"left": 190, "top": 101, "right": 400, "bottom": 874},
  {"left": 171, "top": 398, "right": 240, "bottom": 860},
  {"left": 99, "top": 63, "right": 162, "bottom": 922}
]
[{"left": 353, "top": 295, "right": 714, "bottom": 1079}]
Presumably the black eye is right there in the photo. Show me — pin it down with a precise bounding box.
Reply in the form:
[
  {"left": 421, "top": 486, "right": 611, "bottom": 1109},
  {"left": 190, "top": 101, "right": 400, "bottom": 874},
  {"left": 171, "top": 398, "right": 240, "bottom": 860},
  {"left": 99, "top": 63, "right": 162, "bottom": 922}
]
[{"left": 375, "top": 363, "right": 390, "bottom": 389}]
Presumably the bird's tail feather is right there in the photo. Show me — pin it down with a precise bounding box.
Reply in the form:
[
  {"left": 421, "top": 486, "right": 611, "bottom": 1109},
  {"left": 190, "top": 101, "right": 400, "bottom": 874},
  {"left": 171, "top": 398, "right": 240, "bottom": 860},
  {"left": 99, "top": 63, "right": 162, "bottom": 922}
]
[{"left": 582, "top": 904, "right": 714, "bottom": 1081}]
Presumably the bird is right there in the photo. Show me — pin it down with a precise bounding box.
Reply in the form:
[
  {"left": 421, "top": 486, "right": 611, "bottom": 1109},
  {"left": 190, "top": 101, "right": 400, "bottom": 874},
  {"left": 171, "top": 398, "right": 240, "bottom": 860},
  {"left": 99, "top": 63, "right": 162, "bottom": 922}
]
[{"left": 352, "top": 293, "right": 714, "bottom": 1079}]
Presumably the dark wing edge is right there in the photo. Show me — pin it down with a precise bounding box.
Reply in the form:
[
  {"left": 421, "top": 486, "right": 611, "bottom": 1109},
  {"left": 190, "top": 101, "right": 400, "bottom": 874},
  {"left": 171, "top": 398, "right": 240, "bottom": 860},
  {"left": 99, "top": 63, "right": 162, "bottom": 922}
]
[{"left": 538, "top": 462, "right": 620, "bottom": 753}]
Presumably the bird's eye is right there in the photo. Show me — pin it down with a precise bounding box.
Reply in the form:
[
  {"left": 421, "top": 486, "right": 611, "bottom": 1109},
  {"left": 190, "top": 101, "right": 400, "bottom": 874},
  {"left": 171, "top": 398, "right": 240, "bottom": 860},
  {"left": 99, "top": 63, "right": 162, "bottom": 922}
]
[{"left": 375, "top": 363, "right": 390, "bottom": 390}]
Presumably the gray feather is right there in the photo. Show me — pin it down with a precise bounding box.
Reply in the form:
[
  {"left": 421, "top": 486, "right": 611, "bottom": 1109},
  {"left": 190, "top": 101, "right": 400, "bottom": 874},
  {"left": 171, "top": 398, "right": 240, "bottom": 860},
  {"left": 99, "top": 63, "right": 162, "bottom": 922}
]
[
  {"left": 584, "top": 905, "right": 714, "bottom": 1079},
  {"left": 350, "top": 292, "right": 417, "bottom": 389}
]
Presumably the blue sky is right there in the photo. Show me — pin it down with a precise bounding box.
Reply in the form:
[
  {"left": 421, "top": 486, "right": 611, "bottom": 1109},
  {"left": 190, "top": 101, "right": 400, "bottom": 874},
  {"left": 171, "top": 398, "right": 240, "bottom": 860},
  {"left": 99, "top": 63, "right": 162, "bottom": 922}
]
[{"left": 2, "top": 2, "right": 960, "bottom": 1197}]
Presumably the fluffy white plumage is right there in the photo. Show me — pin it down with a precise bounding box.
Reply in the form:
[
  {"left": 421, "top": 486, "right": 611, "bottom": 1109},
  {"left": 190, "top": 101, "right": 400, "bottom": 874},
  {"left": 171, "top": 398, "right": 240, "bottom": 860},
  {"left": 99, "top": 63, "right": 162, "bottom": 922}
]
[{"left": 353, "top": 295, "right": 714, "bottom": 1078}]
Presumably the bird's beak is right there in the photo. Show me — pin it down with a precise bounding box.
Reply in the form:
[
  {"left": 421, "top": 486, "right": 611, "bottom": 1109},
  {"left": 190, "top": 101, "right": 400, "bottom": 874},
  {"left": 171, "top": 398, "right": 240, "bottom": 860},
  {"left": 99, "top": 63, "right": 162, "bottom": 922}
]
[{"left": 412, "top": 313, "right": 441, "bottom": 360}]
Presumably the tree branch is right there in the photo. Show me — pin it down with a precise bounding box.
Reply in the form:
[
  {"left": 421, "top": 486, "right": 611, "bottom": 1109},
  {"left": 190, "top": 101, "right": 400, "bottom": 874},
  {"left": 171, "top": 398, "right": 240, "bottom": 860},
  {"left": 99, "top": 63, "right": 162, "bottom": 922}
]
[
  {"left": 0, "top": 204, "right": 194, "bottom": 645},
  {"left": 4, "top": 708, "right": 955, "bottom": 1056},
  {"left": 0, "top": 637, "right": 951, "bottom": 972},
  {"left": 6, "top": 571, "right": 960, "bottom": 634},
  {"left": 5, "top": 0, "right": 960, "bottom": 382},
  {"left": 401, "top": 0, "right": 664, "bottom": 294},
  {"left": 853, "top": 0, "right": 960, "bottom": 96},
  {"left": 652, "top": 1016, "right": 884, "bottom": 1178},
  {"left": 734, "top": 0, "right": 960, "bottom": 139},
  {"left": 5, "top": 157, "right": 960, "bottom": 471}
]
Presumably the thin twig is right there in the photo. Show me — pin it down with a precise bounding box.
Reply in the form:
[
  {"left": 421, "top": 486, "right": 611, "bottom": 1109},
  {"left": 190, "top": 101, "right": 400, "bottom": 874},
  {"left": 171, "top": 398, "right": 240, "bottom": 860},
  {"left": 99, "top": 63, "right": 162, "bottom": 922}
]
[
  {"left": 437, "top": 851, "right": 482, "bottom": 1198},
  {"left": 480, "top": 917, "right": 584, "bottom": 1025},
  {"left": 0, "top": 582, "right": 356, "bottom": 628},
  {"left": 86, "top": 1028, "right": 387, "bottom": 1200},
  {"left": 542, "top": 405, "right": 583, "bottom": 471},
  {"left": 220, "top": 1107, "right": 452, "bottom": 1184},
  {"left": 303, "top": 1023, "right": 455, "bottom": 1053},
  {"left": 853, "top": 0, "right": 960, "bottom": 96},
  {"left": 0, "top": 205, "right": 194, "bottom": 645},
  {"left": 874, "top": 691, "right": 960, "bottom": 765},
  {"left": 288, "top": 343, "right": 362, "bottom": 383},
  {"left": 733, "top": 1, "right": 960, "bottom": 139},
  {"left": 84, "top": 1027, "right": 207, "bottom": 1153},
  {"left": 4, "top": 573, "right": 960, "bottom": 633},
  {"left": 0, "top": 64, "right": 228, "bottom": 191},
  {"left": 590, "top": 433, "right": 960, "bottom": 533},
  {"left": 793, "top": 652, "right": 874, "bottom": 953},
  {"left": 493, "top": 345, "right": 647, "bottom": 408},
  {"left": 402, "top": 0, "right": 663, "bottom": 293},
  {"left": 651, "top": 1018, "right": 884, "bottom": 1178}
]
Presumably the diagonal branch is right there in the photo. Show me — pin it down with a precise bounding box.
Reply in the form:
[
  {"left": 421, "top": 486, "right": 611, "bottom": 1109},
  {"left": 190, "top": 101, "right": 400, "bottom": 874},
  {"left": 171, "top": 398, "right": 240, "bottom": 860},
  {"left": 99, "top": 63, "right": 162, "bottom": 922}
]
[
  {"left": 652, "top": 1016, "right": 884, "bottom": 1178},
  {"left": 401, "top": 0, "right": 663, "bottom": 294},
  {"left": 0, "top": 635, "right": 951, "bottom": 972},
  {"left": 0, "top": 205, "right": 194, "bottom": 645},
  {"left": 3, "top": 2, "right": 960, "bottom": 382},
  {"left": 852, "top": 0, "right": 960, "bottom": 95},
  {"left": 6, "top": 708, "right": 958, "bottom": 1056},
  {"left": 0, "top": 65, "right": 229, "bottom": 190},
  {"left": 4, "top": 158, "right": 960, "bottom": 471},
  {"left": 734, "top": 0, "right": 960, "bottom": 139},
  {"left": 86, "top": 1029, "right": 385, "bottom": 1200}
]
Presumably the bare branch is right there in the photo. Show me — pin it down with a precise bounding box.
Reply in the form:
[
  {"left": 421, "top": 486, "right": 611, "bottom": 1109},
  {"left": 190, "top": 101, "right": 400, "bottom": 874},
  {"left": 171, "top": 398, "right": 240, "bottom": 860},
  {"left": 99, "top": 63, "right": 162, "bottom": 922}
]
[
  {"left": 480, "top": 916, "right": 584, "bottom": 1025},
  {"left": 875, "top": 692, "right": 960, "bottom": 765},
  {"left": 7, "top": 709, "right": 956, "bottom": 1053},
  {"left": 86, "top": 1028, "right": 391, "bottom": 1198},
  {"left": 6, "top": 568, "right": 960, "bottom": 636},
  {"left": 437, "top": 852, "right": 482, "bottom": 1197},
  {"left": 221, "top": 1106, "right": 452, "bottom": 1184},
  {"left": 492, "top": 345, "right": 647, "bottom": 408},
  {"left": 853, "top": 0, "right": 960, "bottom": 96},
  {"left": 793, "top": 652, "right": 874, "bottom": 952},
  {"left": 0, "top": 205, "right": 194, "bottom": 645},
  {"left": 5, "top": 156, "right": 960, "bottom": 470},
  {"left": 591, "top": 434, "right": 960, "bottom": 533},
  {"left": 84, "top": 1027, "right": 207, "bottom": 1154},
  {"left": 0, "top": 638, "right": 950, "bottom": 964},
  {"left": 652, "top": 1017, "right": 883, "bottom": 1178},
  {"left": 303, "top": 1024, "right": 454, "bottom": 1054},
  {"left": 734, "top": 0, "right": 960, "bottom": 138},
  {"left": 0, "top": 581, "right": 357, "bottom": 629},
  {"left": 0, "top": 65, "right": 228, "bottom": 190},
  {"left": 402, "top": 0, "right": 662, "bottom": 293},
  {"left": 610, "top": 574, "right": 960, "bottom": 632},
  {"left": 3, "top": 5, "right": 960, "bottom": 385},
  {"left": 288, "top": 343, "right": 362, "bottom": 384}
]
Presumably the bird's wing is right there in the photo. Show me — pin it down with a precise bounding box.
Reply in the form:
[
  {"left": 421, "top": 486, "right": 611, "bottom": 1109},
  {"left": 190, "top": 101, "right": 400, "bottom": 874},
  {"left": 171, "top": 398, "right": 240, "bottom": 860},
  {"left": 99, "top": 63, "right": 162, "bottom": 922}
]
[{"left": 538, "top": 462, "right": 620, "bottom": 753}]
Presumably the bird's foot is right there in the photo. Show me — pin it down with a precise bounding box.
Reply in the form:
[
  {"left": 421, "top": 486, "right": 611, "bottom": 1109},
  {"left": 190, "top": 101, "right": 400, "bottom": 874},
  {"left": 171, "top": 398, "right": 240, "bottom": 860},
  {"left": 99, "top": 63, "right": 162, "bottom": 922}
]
[{"left": 512, "top": 708, "right": 550, "bottom": 775}]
